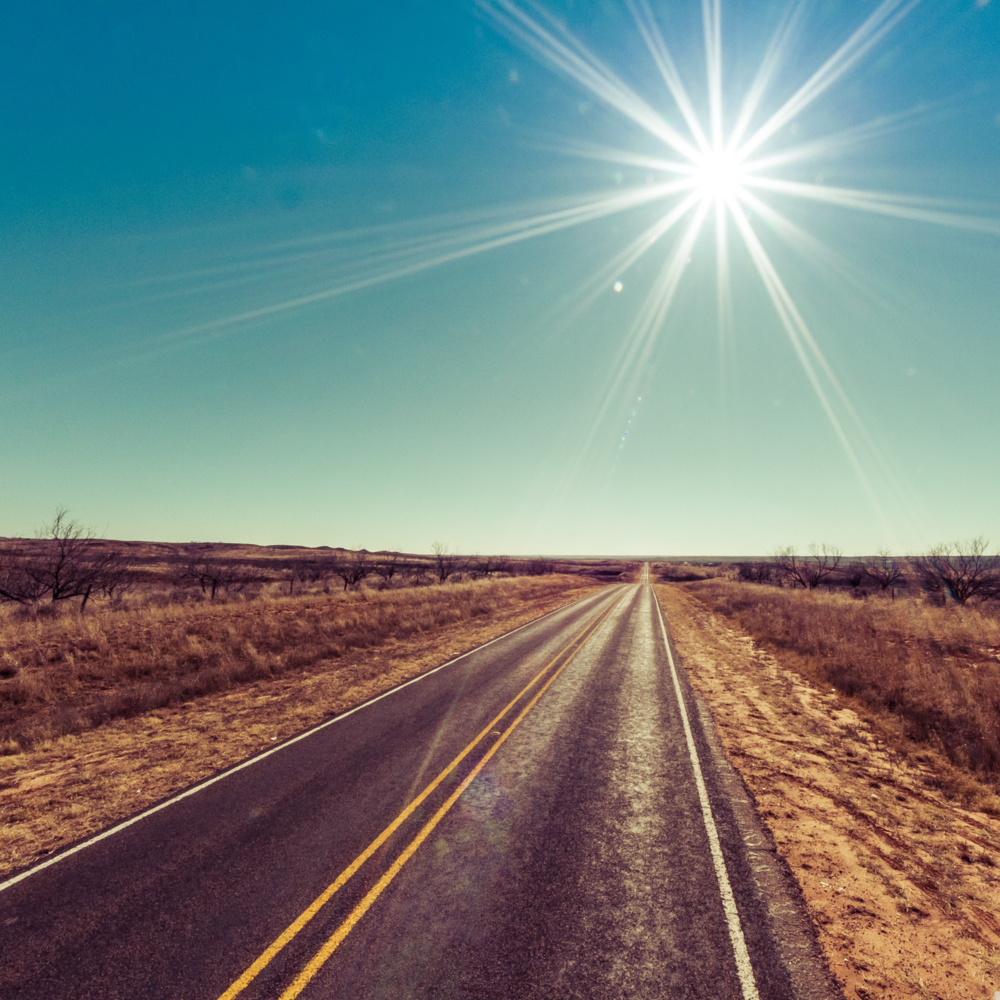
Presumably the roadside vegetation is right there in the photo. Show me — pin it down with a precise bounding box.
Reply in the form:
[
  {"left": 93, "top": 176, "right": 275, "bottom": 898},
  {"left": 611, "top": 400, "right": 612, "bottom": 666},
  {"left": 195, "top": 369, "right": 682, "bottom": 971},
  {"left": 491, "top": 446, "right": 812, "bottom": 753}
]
[
  {"left": 688, "top": 580, "right": 1000, "bottom": 803},
  {"left": 0, "top": 578, "right": 589, "bottom": 754},
  {"left": 656, "top": 538, "right": 1000, "bottom": 808},
  {"left": 0, "top": 512, "right": 634, "bottom": 756}
]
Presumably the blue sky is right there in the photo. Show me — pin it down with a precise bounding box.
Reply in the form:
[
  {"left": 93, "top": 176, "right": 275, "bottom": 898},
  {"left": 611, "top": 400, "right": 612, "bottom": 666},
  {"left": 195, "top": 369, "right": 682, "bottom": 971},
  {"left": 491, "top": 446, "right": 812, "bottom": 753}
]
[{"left": 2, "top": 0, "right": 998, "bottom": 555}]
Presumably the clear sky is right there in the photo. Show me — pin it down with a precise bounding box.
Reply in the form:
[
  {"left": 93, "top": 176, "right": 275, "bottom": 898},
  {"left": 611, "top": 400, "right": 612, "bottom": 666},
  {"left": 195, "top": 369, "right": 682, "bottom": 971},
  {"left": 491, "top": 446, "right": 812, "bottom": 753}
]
[{"left": 2, "top": 0, "right": 998, "bottom": 556}]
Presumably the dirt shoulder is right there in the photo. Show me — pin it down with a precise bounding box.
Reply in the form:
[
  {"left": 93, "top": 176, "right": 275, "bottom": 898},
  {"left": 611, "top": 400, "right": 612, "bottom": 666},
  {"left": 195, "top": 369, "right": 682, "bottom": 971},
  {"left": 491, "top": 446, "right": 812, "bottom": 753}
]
[
  {"left": 656, "top": 583, "right": 1000, "bottom": 1000},
  {"left": 0, "top": 579, "right": 600, "bottom": 880}
]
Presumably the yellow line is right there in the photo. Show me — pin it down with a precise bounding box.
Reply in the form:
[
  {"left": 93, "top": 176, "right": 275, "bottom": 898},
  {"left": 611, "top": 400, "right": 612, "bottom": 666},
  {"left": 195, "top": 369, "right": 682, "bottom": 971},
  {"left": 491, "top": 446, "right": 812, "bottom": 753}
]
[
  {"left": 276, "top": 590, "right": 623, "bottom": 1000},
  {"left": 215, "top": 594, "right": 620, "bottom": 1000}
]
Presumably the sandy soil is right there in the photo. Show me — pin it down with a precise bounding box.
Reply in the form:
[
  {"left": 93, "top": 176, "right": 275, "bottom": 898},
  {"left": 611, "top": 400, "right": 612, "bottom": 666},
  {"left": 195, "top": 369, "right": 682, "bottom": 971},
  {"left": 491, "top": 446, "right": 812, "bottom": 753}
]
[
  {"left": 656, "top": 583, "right": 1000, "bottom": 1000},
  {"left": 0, "top": 582, "right": 599, "bottom": 880}
]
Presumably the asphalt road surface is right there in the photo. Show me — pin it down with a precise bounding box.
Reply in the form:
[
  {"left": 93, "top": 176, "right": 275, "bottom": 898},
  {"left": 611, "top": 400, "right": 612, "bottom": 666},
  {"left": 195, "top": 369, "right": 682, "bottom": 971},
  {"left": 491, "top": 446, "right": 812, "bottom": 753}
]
[{"left": 1, "top": 570, "right": 840, "bottom": 999}]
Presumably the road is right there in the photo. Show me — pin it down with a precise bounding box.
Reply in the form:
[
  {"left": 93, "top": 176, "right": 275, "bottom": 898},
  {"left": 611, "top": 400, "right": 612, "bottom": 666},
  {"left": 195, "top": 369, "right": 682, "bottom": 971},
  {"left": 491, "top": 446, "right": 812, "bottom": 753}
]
[{"left": 0, "top": 569, "right": 839, "bottom": 999}]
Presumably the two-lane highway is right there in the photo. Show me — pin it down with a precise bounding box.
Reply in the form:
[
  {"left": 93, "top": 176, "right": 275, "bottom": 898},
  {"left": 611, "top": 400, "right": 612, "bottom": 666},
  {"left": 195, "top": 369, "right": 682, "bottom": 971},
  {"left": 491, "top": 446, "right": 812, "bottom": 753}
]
[{"left": 1, "top": 572, "right": 838, "bottom": 999}]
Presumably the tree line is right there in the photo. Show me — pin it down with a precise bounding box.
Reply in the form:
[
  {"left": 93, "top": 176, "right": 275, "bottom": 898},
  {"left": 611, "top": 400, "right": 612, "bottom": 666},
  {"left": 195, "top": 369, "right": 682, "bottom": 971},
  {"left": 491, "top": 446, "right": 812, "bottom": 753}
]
[
  {"left": 285, "top": 544, "right": 554, "bottom": 594},
  {"left": 736, "top": 538, "right": 1000, "bottom": 604},
  {"left": 0, "top": 513, "right": 556, "bottom": 609}
]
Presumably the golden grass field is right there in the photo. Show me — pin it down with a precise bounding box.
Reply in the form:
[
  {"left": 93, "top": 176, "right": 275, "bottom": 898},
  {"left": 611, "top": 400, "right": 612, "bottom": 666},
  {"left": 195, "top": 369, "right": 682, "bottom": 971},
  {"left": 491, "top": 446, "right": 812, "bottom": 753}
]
[
  {"left": 686, "top": 577, "right": 1000, "bottom": 804},
  {"left": 0, "top": 578, "right": 576, "bottom": 752}
]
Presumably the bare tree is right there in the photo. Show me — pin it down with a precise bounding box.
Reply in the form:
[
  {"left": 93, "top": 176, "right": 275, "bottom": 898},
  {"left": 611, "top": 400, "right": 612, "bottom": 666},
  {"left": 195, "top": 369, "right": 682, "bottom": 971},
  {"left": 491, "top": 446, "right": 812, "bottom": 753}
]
[
  {"left": 335, "top": 549, "right": 372, "bottom": 591},
  {"left": 28, "top": 510, "right": 108, "bottom": 604},
  {"left": 1, "top": 514, "right": 141, "bottom": 610},
  {"left": 916, "top": 538, "right": 998, "bottom": 605},
  {"left": 181, "top": 559, "right": 265, "bottom": 599},
  {"left": 864, "top": 550, "right": 906, "bottom": 598},
  {"left": 374, "top": 552, "right": 400, "bottom": 588},
  {"left": 805, "top": 544, "right": 843, "bottom": 588},
  {"left": 473, "top": 554, "right": 514, "bottom": 579},
  {"left": 772, "top": 547, "right": 807, "bottom": 588},
  {"left": 432, "top": 543, "right": 462, "bottom": 584},
  {"left": 288, "top": 558, "right": 330, "bottom": 594},
  {"left": 180, "top": 560, "right": 228, "bottom": 599},
  {"left": 773, "top": 544, "right": 843, "bottom": 589}
]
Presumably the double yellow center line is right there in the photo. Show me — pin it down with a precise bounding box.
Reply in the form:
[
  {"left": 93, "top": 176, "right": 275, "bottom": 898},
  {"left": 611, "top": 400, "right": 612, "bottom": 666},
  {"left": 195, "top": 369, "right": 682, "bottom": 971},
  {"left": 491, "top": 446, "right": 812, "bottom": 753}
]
[{"left": 217, "top": 591, "right": 624, "bottom": 1000}]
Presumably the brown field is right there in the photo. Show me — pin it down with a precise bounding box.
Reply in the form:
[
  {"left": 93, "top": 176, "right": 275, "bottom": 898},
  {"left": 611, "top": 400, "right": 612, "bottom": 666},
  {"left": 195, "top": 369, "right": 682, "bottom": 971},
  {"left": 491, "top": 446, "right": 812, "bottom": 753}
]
[
  {"left": 0, "top": 562, "right": 623, "bottom": 878},
  {"left": 658, "top": 579, "right": 1000, "bottom": 1000},
  {"left": 686, "top": 577, "right": 1000, "bottom": 800}
]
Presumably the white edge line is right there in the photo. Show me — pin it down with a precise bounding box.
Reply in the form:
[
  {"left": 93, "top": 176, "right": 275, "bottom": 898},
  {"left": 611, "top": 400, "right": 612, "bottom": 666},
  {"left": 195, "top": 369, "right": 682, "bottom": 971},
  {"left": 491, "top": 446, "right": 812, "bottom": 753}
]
[
  {"left": 0, "top": 584, "right": 624, "bottom": 895},
  {"left": 651, "top": 585, "right": 761, "bottom": 1000}
]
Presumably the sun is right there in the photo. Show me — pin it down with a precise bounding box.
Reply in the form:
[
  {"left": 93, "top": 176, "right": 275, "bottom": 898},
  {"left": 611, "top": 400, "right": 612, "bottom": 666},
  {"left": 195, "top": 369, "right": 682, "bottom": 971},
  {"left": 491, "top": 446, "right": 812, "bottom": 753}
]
[{"left": 691, "top": 148, "right": 747, "bottom": 204}]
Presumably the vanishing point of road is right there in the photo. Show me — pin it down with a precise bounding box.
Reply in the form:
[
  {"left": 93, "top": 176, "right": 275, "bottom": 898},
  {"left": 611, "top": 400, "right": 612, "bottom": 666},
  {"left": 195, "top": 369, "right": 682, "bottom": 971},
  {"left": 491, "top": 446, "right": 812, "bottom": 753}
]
[{"left": 1, "top": 566, "right": 840, "bottom": 999}]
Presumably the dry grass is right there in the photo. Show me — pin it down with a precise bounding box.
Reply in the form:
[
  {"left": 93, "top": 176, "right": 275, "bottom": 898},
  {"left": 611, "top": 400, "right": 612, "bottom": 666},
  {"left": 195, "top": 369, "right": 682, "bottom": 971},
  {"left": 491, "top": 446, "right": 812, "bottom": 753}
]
[
  {"left": 0, "top": 575, "right": 601, "bottom": 878},
  {"left": 0, "top": 576, "right": 592, "bottom": 754},
  {"left": 685, "top": 579, "right": 1000, "bottom": 805},
  {"left": 656, "top": 583, "right": 1000, "bottom": 1000}
]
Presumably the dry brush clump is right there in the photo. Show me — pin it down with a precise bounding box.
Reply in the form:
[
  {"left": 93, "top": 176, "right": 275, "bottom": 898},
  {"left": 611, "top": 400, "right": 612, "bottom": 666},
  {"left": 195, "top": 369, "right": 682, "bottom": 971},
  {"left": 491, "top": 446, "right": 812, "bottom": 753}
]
[
  {"left": 0, "top": 576, "right": 581, "bottom": 754},
  {"left": 684, "top": 579, "right": 1000, "bottom": 794}
]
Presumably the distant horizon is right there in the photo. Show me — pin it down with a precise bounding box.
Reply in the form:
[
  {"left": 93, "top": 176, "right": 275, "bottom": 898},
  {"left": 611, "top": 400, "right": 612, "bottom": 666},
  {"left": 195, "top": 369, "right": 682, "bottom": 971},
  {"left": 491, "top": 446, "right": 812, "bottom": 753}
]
[{"left": 2, "top": 531, "right": 967, "bottom": 563}]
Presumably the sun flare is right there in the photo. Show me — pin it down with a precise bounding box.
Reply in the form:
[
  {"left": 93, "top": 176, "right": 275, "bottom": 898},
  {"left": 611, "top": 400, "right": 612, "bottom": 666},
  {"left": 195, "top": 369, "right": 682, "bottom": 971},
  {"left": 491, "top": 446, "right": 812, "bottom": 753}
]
[
  {"left": 180, "top": 0, "right": 999, "bottom": 530},
  {"left": 458, "top": 0, "right": 998, "bottom": 522}
]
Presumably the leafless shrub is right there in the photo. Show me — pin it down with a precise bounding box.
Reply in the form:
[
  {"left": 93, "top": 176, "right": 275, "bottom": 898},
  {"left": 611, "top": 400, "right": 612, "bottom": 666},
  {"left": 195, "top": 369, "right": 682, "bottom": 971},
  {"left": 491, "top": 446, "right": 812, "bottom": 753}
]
[
  {"left": 661, "top": 563, "right": 708, "bottom": 582},
  {"left": 527, "top": 558, "right": 555, "bottom": 576},
  {"left": 179, "top": 560, "right": 264, "bottom": 599},
  {"left": 288, "top": 558, "right": 331, "bottom": 595},
  {"left": 472, "top": 555, "right": 503, "bottom": 579},
  {"left": 735, "top": 562, "right": 771, "bottom": 584},
  {"left": 96, "top": 548, "right": 138, "bottom": 602},
  {"left": 842, "top": 561, "right": 866, "bottom": 590},
  {"left": 225, "top": 564, "right": 265, "bottom": 596},
  {"left": 0, "top": 545, "right": 46, "bottom": 605},
  {"left": 179, "top": 561, "right": 226, "bottom": 599},
  {"left": 915, "top": 538, "right": 999, "bottom": 605}
]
